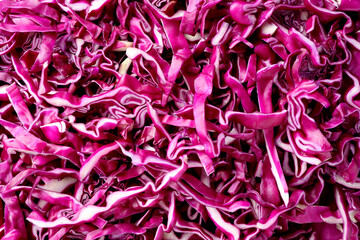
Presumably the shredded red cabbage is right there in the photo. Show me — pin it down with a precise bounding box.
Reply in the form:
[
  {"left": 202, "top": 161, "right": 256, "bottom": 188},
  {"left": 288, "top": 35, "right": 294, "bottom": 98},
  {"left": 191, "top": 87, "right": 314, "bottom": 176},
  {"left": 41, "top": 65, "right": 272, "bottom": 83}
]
[{"left": 0, "top": 0, "right": 360, "bottom": 239}]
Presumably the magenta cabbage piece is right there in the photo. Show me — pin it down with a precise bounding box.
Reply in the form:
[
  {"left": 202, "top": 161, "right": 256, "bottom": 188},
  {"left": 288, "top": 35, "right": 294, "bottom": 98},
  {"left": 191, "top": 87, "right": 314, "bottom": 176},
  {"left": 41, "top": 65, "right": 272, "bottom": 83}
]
[{"left": 0, "top": 0, "right": 360, "bottom": 239}]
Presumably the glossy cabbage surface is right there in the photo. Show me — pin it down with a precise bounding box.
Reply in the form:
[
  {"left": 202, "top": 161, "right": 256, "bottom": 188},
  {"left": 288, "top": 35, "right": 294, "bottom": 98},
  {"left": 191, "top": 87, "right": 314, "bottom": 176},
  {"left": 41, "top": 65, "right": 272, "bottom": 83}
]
[{"left": 0, "top": 0, "right": 360, "bottom": 239}]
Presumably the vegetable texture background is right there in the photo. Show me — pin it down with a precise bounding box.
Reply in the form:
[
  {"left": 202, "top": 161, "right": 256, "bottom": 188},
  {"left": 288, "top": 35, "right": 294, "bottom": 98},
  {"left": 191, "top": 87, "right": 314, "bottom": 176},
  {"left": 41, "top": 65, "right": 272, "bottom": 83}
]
[{"left": 0, "top": 0, "right": 360, "bottom": 239}]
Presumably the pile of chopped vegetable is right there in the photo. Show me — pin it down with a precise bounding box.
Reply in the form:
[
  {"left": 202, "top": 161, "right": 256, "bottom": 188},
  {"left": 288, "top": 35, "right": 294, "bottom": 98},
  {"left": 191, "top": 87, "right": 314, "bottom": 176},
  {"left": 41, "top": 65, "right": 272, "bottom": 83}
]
[{"left": 0, "top": 0, "right": 360, "bottom": 239}]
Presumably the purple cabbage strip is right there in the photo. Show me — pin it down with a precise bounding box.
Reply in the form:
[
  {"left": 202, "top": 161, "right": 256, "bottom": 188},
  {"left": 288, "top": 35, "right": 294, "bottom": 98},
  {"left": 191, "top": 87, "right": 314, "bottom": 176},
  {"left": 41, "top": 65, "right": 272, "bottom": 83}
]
[{"left": 0, "top": 0, "right": 360, "bottom": 239}]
